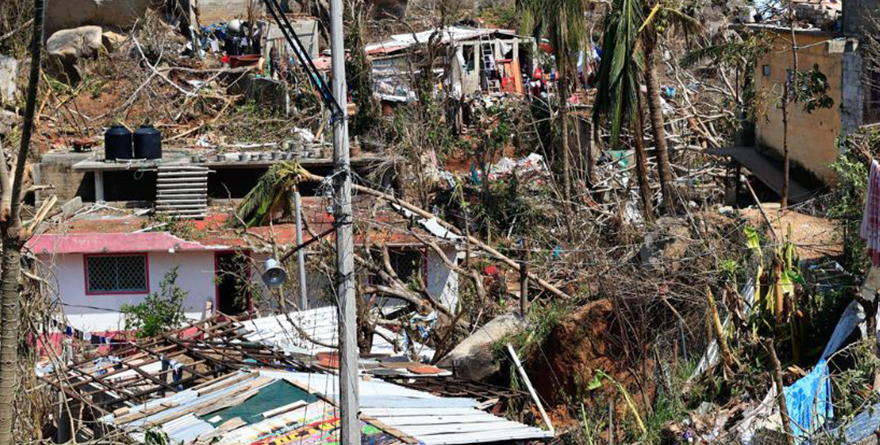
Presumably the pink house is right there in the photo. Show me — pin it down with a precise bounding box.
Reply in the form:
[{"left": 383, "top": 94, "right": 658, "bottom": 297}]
[{"left": 27, "top": 197, "right": 460, "bottom": 337}]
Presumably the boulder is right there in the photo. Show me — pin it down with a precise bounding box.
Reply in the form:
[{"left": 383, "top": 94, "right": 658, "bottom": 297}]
[
  {"left": 47, "top": 26, "right": 104, "bottom": 63},
  {"left": 101, "top": 30, "right": 127, "bottom": 52},
  {"left": 437, "top": 313, "right": 525, "bottom": 381},
  {"left": 47, "top": 26, "right": 104, "bottom": 83},
  {"left": 0, "top": 56, "right": 17, "bottom": 106},
  {"left": 45, "top": 0, "right": 150, "bottom": 36}
]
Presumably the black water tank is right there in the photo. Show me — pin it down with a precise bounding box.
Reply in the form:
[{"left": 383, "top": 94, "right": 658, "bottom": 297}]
[
  {"left": 104, "top": 124, "right": 132, "bottom": 160},
  {"left": 134, "top": 124, "right": 162, "bottom": 159}
]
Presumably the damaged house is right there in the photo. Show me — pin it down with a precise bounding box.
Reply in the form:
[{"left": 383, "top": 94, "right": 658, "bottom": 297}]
[
  {"left": 28, "top": 194, "right": 460, "bottom": 336},
  {"left": 714, "top": 0, "right": 880, "bottom": 201},
  {"left": 366, "top": 26, "right": 536, "bottom": 108}
]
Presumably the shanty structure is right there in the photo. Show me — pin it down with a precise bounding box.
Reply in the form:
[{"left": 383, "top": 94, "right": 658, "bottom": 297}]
[
  {"left": 96, "top": 369, "right": 555, "bottom": 445},
  {"left": 365, "top": 26, "right": 536, "bottom": 104}
]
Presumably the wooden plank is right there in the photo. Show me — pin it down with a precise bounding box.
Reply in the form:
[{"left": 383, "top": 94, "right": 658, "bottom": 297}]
[{"left": 261, "top": 400, "right": 308, "bottom": 418}]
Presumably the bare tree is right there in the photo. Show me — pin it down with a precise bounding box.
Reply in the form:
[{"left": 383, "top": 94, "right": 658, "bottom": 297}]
[{"left": 0, "top": 0, "right": 43, "bottom": 442}]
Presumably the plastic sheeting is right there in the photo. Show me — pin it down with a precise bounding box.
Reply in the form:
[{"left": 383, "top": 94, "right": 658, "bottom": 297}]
[{"left": 784, "top": 359, "right": 833, "bottom": 438}]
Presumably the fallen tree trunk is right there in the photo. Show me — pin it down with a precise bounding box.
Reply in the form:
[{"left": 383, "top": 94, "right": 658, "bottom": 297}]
[{"left": 299, "top": 172, "right": 572, "bottom": 300}]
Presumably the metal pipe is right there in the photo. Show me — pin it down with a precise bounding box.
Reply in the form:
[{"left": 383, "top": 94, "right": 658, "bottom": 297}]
[
  {"left": 294, "top": 190, "right": 308, "bottom": 309},
  {"left": 506, "top": 343, "right": 554, "bottom": 435}
]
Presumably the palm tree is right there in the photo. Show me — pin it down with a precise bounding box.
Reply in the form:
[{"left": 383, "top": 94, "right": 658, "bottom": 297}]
[
  {"left": 234, "top": 161, "right": 309, "bottom": 228},
  {"left": 594, "top": 0, "right": 697, "bottom": 218},
  {"left": 520, "top": 0, "right": 589, "bottom": 209},
  {"left": 0, "top": 0, "right": 43, "bottom": 442},
  {"left": 640, "top": 3, "right": 699, "bottom": 211},
  {"left": 593, "top": 0, "right": 655, "bottom": 219}
]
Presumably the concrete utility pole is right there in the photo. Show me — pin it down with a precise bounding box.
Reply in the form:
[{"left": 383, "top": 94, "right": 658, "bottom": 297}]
[
  {"left": 329, "top": 0, "right": 359, "bottom": 443},
  {"left": 294, "top": 189, "right": 308, "bottom": 309}
]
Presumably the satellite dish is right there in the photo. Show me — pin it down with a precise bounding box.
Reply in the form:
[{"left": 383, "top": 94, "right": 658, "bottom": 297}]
[{"left": 262, "top": 258, "right": 288, "bottom": 287}]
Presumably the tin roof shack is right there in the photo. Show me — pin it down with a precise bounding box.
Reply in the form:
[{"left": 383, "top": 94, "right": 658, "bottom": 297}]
[
  {"left": 366, "top": 27, "right": 536, "bottom": 105},
  {"left": 26, "top": 196, "right": 461, "bottom": 334}
]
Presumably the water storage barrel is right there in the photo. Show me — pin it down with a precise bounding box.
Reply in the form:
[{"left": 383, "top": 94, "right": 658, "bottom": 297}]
[
  {"left": 104, "top": 123, "right": 132, "bottom": 160},
  {"left": 134, "top": 124, "right": 162, "bottom": 159}
]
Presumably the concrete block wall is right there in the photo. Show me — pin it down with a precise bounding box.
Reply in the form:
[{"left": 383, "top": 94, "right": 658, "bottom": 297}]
[{"left": 34, "top": 151, "right": 95, "bottom": 206}]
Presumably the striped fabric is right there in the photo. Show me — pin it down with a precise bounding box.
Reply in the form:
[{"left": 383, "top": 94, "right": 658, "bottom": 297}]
[{"left": 861, "top": 160, "right": 880, "bottom": 266}]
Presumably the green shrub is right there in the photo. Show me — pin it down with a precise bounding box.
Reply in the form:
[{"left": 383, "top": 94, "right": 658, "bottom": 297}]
[{"left": 121, "top": 267, "right": 188, "bottom": 338}]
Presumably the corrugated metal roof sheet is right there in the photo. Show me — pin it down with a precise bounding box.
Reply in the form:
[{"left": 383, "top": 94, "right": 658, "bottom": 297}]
[
  {"left": 102, "top": 369, "right": 553, "bottom": 445},
  {"left": 239, "top": 306, "right": 436, "bottom": 363}
]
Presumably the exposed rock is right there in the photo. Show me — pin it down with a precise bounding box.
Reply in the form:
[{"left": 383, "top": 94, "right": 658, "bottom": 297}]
[
  {"left": 101, "top": 30, "right": 127, "bottom": 52},
  {"left": 47, "top": 26, "right": 104, "bottom": 83},
  {"left": 437, "top": 313, "right": 525, "bottom": 381},
  {"left": 47, "top": 26, "right": 104, "bottom": 62},
  {"left": 0, "top": 56, "right": 18, "bottom": 106},
  {"left": 639, "top": 217, "right": 692, "bottom": 273},
  {"left": 0, "top": 110, "right": 19, "bottom": 137},
  {"left": 45, "top": 0, "right": 150, "bottom": 35}
]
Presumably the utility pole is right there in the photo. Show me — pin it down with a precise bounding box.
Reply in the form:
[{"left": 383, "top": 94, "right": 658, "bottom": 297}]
[
  {"left": 329, "top": 0, "right": 359, "bottom": 443},
  {"left": 294, "top": 189, "right": 308, "bottom": 309}
]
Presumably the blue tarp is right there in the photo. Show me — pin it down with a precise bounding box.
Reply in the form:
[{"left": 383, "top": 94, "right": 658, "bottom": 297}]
[{"left": 784, "top": 359, "right": 833, "bottom": 439}]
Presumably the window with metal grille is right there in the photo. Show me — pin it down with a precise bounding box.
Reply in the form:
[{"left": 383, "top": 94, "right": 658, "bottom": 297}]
[{"left": 85, "top": 254, "right": 148, "bottom": 294}]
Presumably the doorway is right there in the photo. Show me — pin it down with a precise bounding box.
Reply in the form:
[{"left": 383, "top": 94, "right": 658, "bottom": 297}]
[{"left": 215, "top": 251, "right": 251, "bottom": 316}]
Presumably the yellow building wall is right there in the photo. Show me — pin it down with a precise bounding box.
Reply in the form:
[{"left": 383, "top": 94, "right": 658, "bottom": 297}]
[{"left": 754, "top": 32, "right": 843, "bottom": 183}]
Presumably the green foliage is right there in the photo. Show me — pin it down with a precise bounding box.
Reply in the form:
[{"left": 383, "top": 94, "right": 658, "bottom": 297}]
[
  {"left": 234, "top": 161, "right": 306, "bottom": 228},
  {"left": 593, "top": 0, "right": 645, "bottom": 148},
  {"left": 144, "top": 428, "right": 172, "bottom": 445},
  {"left": 149, "top": 214, "right": 197, "bottom": 240},
  {"left": 121, "top": 268, "right": 188, "bottom": 338},
  {"left": 478, "top": 3, "right": 519, "bottom": 28},
  {"left": 794, "top": 64, "right": 835, "bottom": 113},
  {"left": 831, "top": 339, "right": 880, "bottom": 421},
  {"left": 681, "top": 31, "right": 771, "bottom": 126},
  {"left": 829, "top": 135, "right": 874, "bottom": 278}
]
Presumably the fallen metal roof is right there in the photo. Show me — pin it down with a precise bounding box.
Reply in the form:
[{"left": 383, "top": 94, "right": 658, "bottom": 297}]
[
  {"left": 240, "top": 306, "right": 438, "bottom": 365},
  {"left": 100, "top": 369, "right": 554, "bottom": 445}
]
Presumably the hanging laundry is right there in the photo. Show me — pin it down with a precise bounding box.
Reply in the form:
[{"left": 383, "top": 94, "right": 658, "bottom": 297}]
[{"left": 860, "top": 159, "right": 880, "bottom": 266}]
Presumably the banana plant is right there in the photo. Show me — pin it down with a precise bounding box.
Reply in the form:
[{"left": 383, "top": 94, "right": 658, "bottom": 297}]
[{"left": 587, "top": 369, "right": 647, "bottom": 435}]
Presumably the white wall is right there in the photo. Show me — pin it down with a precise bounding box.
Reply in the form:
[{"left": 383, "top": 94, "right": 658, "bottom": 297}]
[
  {"left": 42, "top": 251, "right": 218, "bottom": 332},
  {"left": 44, "top": 245, "right": 460, "bottom": 333}
]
